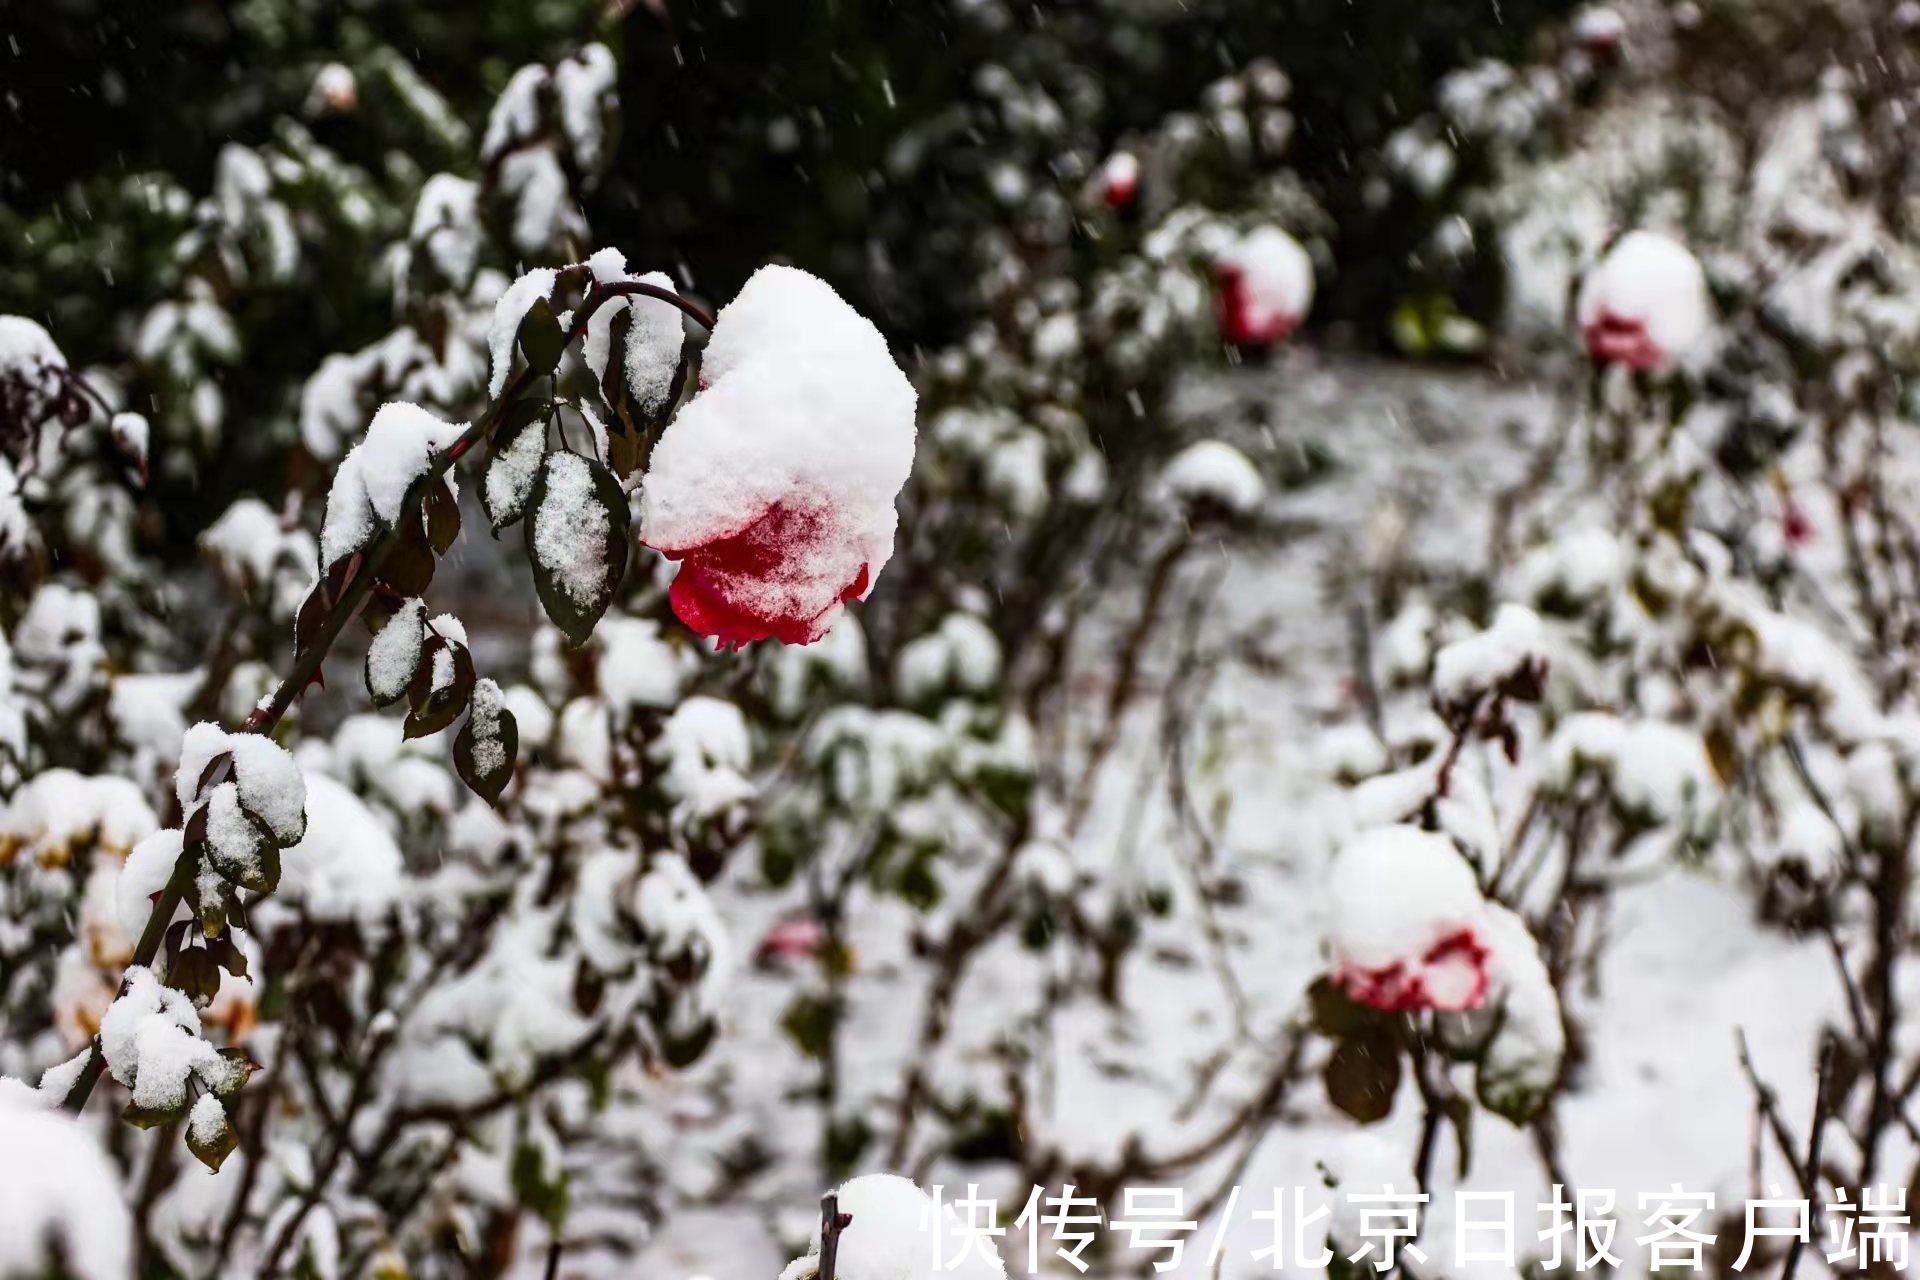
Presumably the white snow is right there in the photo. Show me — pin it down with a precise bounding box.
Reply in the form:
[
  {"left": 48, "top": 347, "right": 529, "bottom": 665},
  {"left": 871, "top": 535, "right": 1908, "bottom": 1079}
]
[
  {"left": 777, "top": 1174, "right": 1006, "bottom": 1280},
  {"left": 117, "top": 828, "right": 184, "bottom": 938},
  {"left": 655, "top": 697, "right": 755, "bottom": 822},
  {"left": 480, "top": 65, "right": 549, "bottom": 164},
  {"left": 1156, "top": 439, "right": 1266, "bottom": 516},
  {"left": 466, "top": 678, "right": 510, "bottom": 780},
  {"left": 0, "top": 768, "right": 158, "bottom": 863},
  {"left": 1545, "top": 712, "right": 1719, "bottom": 832},
  {"left": 0, "top": 315, "right": 67, "bottom": 406},
  {"left": 894, "top": 612, "right": 1002, "bottom": 703},
  {"left": 99, "top": 966, "right": 225, "bottom": 1111},
  {"left": 318, "top": 401, "right": 466, "bottom": 568},
  {"left": 595, "top": 615, "right": 694, "bottom": 711},
  {"left": 484, "top": 404, "right": 547, "bottom": 528},
  {"left": 531, "top": 451, "right": 618, "bottom": 611},
  {"left": 0, "top": 1086, "right": 131, "bottom": 1280},
  {"left": 175, "top": 721, "right": 306, "bottom": 845},
  {"left": 553, "top": 44, "right": 618, "bottom": 173},
  {"left": 486, "top": 267, "right": 558, "bottom": 399},
  {"left": 277, "top": 775, "right": 405, "bottom": 921},
  {"left": 581, "top": 260, "right": 685, "bottom": 415},
  {"left": 1431, "top": 602, "right": 1548, "bottom": 709},
  {"left": 367, "top": 599, "right": 426, "bottom": 705}
]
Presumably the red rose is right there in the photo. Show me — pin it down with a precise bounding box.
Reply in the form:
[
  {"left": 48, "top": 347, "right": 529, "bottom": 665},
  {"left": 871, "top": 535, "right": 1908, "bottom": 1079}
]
[
  {"left": 653, "top": 499, "right": 872, "bottom": 650},
  {"left": 639, "top": 266, "right": 917, "bottom": 649}
]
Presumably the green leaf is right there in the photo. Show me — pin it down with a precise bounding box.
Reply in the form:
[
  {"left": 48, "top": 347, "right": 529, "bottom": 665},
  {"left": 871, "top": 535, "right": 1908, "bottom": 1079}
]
[
  {"left": 1308, "top": 975, "right": 1391, "bottom": 1039},
  {"left": 378, "top": 503, "right": 436, "bottom": 597},
  {"left": 122, "top": 1096, "right": 189, "bottom": 1129},
  {"left": 518, "top": 297, "right": 566, "bottom": 377},
  {"left": 186, "top": 1099, "right": 240, "bottom": 1172},
  {"left": 1324, "top": 1030, "right": 1402, "bottom": 1124},
  {"left": 525, "top": 451, "right": 629, "bottom": 647},
  {"left": 453, "top": 681, "right": 519, "bottom": 805},
  {"left": 184, "top": 856, "right": 232, "bottom": 938},
  {"left": 510, "top": 1141, "right": 570, "bottom": 1228},
  {"left": 168, "top": 946, "right": 223, "bottom": 1004},
  {"left": 212, "top": 1047, "right": 262, "bottom": 1101},
  {"left": 365, "top": 598, "right": 426, "bottom": 709},
  {"left": 484, "top": 402, "right": 547, "bottom": 531},
  {"left": 404, "top": 635, "right": 476, "bottom": 740},
  {"left": 424, "top": 477, "right": 462, "bottom": 556},
  {"left": 207, "top": 933, "right": 248, "bottom": 979},
  {"left": 197, "top": 798, "right": 282, "bottom": 895}
]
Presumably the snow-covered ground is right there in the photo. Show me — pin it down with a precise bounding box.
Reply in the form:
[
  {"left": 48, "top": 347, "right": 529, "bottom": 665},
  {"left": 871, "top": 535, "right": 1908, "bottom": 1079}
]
[{"left": 635, "top": 352, "right": 1846, "bottom": 1276}]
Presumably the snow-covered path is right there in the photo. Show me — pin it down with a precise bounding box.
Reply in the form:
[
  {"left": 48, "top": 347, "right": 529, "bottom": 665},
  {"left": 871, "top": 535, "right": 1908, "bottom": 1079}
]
[{"left": 636, "top": 352, "right": 1846, "bottom": 1278}]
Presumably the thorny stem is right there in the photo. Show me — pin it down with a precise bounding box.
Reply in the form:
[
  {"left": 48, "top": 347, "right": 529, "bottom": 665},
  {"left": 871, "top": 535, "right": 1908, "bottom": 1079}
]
[{"left": 62, "top": 276, "right": 715, "bottom": 1115}]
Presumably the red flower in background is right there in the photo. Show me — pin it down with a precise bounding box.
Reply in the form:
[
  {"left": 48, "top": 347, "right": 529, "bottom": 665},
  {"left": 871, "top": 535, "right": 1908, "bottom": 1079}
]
[
  {"left": 1574, "top": 230, "right": 1712, "bottom": 371},
  {"left": 1100, "top": 151, "right": 1140, "bottom": 211},
  {"left": 1216, "top": 265, "right": 1301, "bottom": 346},
  {"left": 1211, "top": 226, "right": 1314, "bottom": 348},
  {"left": 1581, "top": 308, "right": 1664, "bottom": 369}
]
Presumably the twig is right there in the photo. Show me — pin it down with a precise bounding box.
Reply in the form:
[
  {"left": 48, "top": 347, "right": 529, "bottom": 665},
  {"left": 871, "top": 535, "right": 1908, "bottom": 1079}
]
[
  {"left": 63, "top": 276, "right": 714, "bottom": 1119},
  {"left": 818, "top": 1192, "right": 851, "bottom": 1280},
  {"left": 1780, "top": 1038, "right": 1836, "bottom": 1280}
]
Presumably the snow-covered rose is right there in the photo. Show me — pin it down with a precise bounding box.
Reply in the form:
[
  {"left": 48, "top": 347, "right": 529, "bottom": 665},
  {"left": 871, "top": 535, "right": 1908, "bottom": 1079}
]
[
  {"left": 1575, "top": 230, "right": 1711, "bottom": 370},
  {"left": 1327, "top": 825, "right": 1491, "bottom": 1013},
  {"left": 640, "top": 266, "right": 918, "bottom": 649},
  {"left": 1213, "top": 226, "right": 1314, "bottom": 346}
]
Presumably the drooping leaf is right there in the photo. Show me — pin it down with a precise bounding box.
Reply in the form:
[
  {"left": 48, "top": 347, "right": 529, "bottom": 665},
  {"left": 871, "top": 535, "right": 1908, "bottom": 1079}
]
[
  {"left": 192, "top": 788, "right": 282, "bottom": 895},
  {"left": 524, "top": 451, "right": 629, "bottom": 647},
  {"left": 1324, "top": 1029, "right": 1402, "bottom": 1125},
  {"left": 379, "top": 503, "right": 437, "bottom": 597},
  {"left": 186, "top": 1099, "right": 240, "bottom": 1172},
  {"left": 484, "top": 403, "right": 548, "bottom": 532},
  {"left": 168, "top": 946, "right": 222, "bottom": 1004},
  {"left": 184, "top": 854, "right": 233, "bottom": 938},
  {"left": 207, "top": 932, "right": 248, "bottom": 980},
  {"left": 453, "top": 678, "right": 519, "bottom": 805},
  {"left": 518, "top": 297, "right": 566, "bottom": 377},
  {"left": 212, "top": 1047, "right": 261, "bottom": 1101},
  {"left": 122, "top": 1097, "right": 189, "bottom": 1130},
  {"left": 424, "top": 476, "right": 462, "bottom": 555},
  {"left": 366, "top": 598, "right": 427, "bottom": 708},
  {"left": 404, "top": 635, "right": 476, "bottom": 740}
]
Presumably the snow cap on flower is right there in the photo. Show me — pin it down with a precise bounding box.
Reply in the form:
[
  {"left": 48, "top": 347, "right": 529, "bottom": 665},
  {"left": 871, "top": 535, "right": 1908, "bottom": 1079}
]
[
  {"left": 639, "top": 265, "right": 918, "bottom": 649},
  {"left": 1327, "top": 825, "right": 1491, "bottom": 1013},
  {"left": 1213, "top": 226, "right": 1314, "bottom": 346},
  {"left": 777, "top": 1174, "right": 1007, "bottom": 1280},
  {"left": 1576, "top": 230, "right": 1712, "bottom": 370}
]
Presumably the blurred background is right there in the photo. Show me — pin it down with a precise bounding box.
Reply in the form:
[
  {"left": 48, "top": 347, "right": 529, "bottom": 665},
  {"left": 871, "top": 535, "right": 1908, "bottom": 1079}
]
[{"left": 5, "top": 1, "right": 1920, "bottom": 1277}]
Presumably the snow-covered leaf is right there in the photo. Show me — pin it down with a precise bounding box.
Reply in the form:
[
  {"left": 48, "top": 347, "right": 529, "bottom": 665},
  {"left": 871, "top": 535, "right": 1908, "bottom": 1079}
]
[
  {"left": 186, "top": 1095, "right": 238, "bottom": 1171},
  {"left": 453, "top": 678, "right": 518, "bottom": 805},
  {"left": 366, "top": 598, "right": 426, "bottom": 708},
  {"left": 525, "top": 450, "right": 628, "bottom": 647},
  {"left": 484, "top": 399, "right": 547, "bottom": 531}
]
